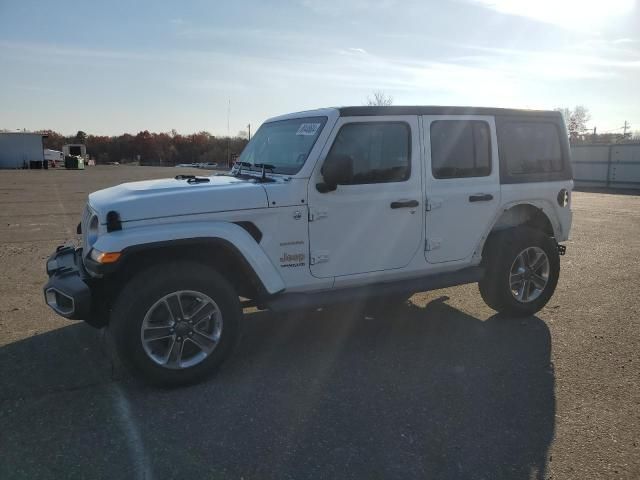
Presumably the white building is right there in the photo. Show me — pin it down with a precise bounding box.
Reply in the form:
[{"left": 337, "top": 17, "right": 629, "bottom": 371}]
[
  {"left": 63, "top": 144, "right": 86, "bottom": 158},
  {"left": 0, "top": 132, "right": 46, "bottom": 169}
]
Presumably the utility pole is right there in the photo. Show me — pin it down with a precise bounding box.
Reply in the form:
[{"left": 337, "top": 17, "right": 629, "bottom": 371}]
[
  {"left": 622, "top": 120, "right": 630, "bottom": 138},
  {"left": 227, "top": 99, "right": 231, "bottom": 167},
  {"left": 247, "top": 124, "right": 251, "bottom": 141}
]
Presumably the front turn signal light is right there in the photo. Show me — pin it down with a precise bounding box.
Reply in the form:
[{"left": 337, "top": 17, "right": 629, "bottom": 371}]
[{"left": 90, "top": 249, "right": 121, "bottom": 264}]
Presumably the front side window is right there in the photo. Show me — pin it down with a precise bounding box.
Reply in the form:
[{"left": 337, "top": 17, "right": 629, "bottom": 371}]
[
  {"left": 238, "top": 116, "right": 327, "bottom": 175},
  {"left": 430, "top": 120, "right": 491, "bottom": 179},
  {"left": 325, "top": 122, "right": 410, "bottom": 184},
  {"left": 501, "top": 122, "right": 563, "bottom": 175}
]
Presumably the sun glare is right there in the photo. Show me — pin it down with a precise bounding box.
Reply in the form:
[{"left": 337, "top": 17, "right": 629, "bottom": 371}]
[{"left": 474, "top": 0, "right": 636, "bottom": 28}]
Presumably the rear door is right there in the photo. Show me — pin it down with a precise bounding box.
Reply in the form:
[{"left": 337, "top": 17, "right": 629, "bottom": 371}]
[{"left": 422, "top": 116, "right": 501, "bottom": 263}]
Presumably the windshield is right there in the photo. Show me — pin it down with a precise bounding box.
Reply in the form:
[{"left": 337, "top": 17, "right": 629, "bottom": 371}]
[{"left": 237, "top": 116, "right": 327, "bottom": 175}]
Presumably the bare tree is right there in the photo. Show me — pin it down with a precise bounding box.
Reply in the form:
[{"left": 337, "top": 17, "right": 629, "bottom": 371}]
[
  {"left": 366, "top": 90, "right": 393, "bottom": 106},
  {"left": 555, "top": 106, "right": 591, "bottom": 139}
]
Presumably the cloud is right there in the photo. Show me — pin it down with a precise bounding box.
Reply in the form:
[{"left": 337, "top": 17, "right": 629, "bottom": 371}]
[
  {"left": 612, "top": 38, "right": 637, "bottom": 45},
  {"left": 466, "top": 0, "right": 636, "bottom": 30},
  {"left": 0, "top": 40, "right": 157, "bottom": 63},
  {"left": 462, "top": 44, "right": 640, "bottom": 72},
  {"left": 2, "top": 27, "right": 636, "bottom": 118},
  {"left": 337, "top": 47, "right": 369, "bottom": 56}
]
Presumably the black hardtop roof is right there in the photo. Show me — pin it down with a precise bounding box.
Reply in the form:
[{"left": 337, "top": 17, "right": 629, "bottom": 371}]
[{"left": 338, "top": 106, "right": 561, "bottom": 118}]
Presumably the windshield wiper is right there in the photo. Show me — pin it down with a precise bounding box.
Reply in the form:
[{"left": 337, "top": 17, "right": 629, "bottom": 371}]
[
  {"left": 254, "top": 163, "right": 276, "bottom": 181},
  {"left": 234, "top": 161, "right": 254, "bottom": 176}
]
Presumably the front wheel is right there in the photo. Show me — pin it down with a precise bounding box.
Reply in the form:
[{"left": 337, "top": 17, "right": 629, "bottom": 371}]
[
  {"left": 479, "top": 227, "right": 560, "bottom": 317},
  {"left": 109, "top": 262, "right": 240, "bottom": 387}
]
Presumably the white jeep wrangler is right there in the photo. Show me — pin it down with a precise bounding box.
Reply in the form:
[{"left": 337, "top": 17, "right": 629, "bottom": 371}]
[{"left": 44, "top": 106, "right": 573, "bottom": 386}]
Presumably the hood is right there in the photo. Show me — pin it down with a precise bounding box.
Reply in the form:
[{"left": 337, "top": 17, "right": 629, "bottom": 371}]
[{"left": 88, "top": 175, "right": 268, "bottom": 223}]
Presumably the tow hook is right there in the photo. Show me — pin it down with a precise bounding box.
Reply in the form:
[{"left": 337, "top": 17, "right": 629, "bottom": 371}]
[{"left": 557, "top": 244, "right": 566, "bottom": 256}]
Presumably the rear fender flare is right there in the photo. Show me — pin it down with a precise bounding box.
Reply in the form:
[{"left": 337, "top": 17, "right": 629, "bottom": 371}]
[{"left": 476, "top": 200, "right": 561, "bottom": 259}]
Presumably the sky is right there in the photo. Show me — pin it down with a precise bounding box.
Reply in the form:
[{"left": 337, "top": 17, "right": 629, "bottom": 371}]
[{"left": 0, "top": 0, "right": 638, "bottom": 136}]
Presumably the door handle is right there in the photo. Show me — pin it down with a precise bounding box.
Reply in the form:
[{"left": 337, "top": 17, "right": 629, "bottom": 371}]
[
  {"left": 390, "top": 199, "right": 419, "bottom": 209},
  {"left": 469, "top": 194, "right": 493, "bottom": 202}
]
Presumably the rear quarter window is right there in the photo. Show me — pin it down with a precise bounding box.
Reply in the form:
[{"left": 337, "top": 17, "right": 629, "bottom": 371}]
[
  {"left": 497, "top": 116, "right": 572, "bottom": 183},
  {"left": 502, "top": 122, "right": 562, "bottom": 174}
]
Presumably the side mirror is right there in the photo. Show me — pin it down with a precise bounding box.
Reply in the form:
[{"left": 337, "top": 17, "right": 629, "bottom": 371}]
[{"left": 317, "top": 154, "right": 353, "bottom": 192}]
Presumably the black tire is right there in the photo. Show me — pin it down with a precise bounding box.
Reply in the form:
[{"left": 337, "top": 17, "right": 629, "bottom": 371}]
[
  {"left": 109, "top": 261, "right": 240, "bottom": 387},
  {"left": 479, "top": 227, "right": 560, "bottom": 317}
]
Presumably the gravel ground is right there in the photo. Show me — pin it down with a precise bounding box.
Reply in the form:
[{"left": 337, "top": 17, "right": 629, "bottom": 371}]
[{"left": 0, "top": 166, "right": 638, "bottom": 479}]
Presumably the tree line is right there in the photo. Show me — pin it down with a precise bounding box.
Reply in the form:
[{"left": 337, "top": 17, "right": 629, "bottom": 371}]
[
  {"left": 42, "top": 130, "right": 249, "bottom": 166},
  {"left": 32, "top": 102, "right": 640, "bottom": 166},
  {"left": 555, "top": 106, "right": 638, "bottom": 145}
]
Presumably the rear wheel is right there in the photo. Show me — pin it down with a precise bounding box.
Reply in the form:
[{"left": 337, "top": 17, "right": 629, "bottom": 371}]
[
  {"left": 479, "top": 227, "right": 560, "bottom": 317},
  {"left": 109, "top": 262, "right": 240, "bottom": 387}
]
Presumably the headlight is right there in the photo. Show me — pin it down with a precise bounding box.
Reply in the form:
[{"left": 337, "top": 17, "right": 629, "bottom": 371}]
[{"left": 86, "top": 215, "right": 99, "bottom": 246}]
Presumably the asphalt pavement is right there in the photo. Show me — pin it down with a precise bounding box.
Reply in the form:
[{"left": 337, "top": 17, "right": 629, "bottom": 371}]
[{"left": 0, "top": 166, "right": 638, "bottom": 479}]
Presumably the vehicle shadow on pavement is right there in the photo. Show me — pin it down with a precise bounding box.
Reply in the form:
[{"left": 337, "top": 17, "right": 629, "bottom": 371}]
[
  {"left": 227, "top": 298, "right": 556, "bottom": 480},
  {"left": 0, "top": 320, "right": 114, "bottom": 401},
  {"left": 0, "top": 297, "right": 555, "bottom": 480}
]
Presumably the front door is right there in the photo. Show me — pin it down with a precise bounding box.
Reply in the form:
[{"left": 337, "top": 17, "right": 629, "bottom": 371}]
[
  {"left": 422, "top": 116, "right": 501, "bottom": 263},
  {"left": 307, "top": 116, "right": 423, "bottom": 278}
]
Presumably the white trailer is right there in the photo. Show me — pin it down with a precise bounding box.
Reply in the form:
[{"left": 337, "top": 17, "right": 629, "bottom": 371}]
[{"left": 44, "top": 149, "right": 64, "bottom": 167}]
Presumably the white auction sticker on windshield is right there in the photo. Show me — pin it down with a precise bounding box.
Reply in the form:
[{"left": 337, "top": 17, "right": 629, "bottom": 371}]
[{"left": 296, "top": 123, "right": 321, "bottom": 136}]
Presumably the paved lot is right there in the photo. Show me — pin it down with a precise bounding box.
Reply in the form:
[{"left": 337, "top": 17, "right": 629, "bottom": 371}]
[{"left": 0, "top": 166, "right": 638, "bottom": 479}]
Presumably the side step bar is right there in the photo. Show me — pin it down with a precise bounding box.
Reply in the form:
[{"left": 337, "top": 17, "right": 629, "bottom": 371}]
[{"left": 265, "top": 266, "right": 484, "bottom": 313}]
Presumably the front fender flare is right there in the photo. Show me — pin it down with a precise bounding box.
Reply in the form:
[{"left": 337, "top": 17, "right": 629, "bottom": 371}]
[{"left": 91, "top": 221, "right": 285, "bottom": 295}]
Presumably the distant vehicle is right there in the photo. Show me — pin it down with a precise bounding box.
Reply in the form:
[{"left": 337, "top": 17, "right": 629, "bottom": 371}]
[
  {"left": 44, "top": 105, "right": 573, "bottom": 387},
  {"left": 175, "top": 163, "right": 197, "bottom": 168},
  {"left": 107, "top": 161, "right": 120, "bottom": 166},
  {"left": 44, "top": 149, "right": 64, "bottom": 167},
  {"left": 200, "top": 162, "right": 218, "bottom": 170}
]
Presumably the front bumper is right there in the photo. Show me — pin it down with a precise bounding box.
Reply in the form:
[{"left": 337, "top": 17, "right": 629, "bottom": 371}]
[{"left": 43, "top": 246, "right": 92, "bottom": 320}]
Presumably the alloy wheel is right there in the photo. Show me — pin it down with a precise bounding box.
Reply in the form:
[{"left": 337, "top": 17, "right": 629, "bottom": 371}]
[
  {"left": 509, "top": 246, "right": 550, "bottom": 303},
  {"left": 140, "top": 290, "right": 223, "bottom": 369}
]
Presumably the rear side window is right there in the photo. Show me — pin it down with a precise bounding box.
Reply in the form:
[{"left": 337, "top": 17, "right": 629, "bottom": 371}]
[
  {"left": 327, "top": 122, "right": 410, "bottom": 184},
  {"left": 501, "top": 122, "right": 563, "bottom": 175},
  {"left": 430, "top": 120, "right": 491, "bottom": 179}
]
